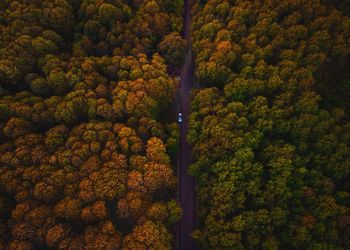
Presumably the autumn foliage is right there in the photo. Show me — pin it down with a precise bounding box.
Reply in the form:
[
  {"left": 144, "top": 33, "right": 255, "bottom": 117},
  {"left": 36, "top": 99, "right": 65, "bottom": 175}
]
[{"left": 0, "top": 0, "right": 183, "bottom": 249}]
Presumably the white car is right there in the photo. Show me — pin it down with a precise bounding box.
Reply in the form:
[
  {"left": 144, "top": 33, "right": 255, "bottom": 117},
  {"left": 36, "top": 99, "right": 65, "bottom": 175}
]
[{"left": 178, "top": 113, "right": 183, "bottom": 123}]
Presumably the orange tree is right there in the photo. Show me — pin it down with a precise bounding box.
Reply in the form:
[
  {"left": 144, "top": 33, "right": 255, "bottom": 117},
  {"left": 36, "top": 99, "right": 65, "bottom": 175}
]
[{"left": 0, "top": 0, "right": 182, "bottom": 249}]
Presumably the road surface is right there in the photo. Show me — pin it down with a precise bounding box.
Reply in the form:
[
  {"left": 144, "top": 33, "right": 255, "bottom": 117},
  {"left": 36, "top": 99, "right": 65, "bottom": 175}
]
[{"left": 178, "top": 0, "right": 196, "bottom": 249}]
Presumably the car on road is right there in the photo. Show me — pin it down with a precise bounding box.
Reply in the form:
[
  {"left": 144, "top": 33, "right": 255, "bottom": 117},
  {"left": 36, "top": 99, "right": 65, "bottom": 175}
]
[{"left": 178, "top": 113, "right": 183, "bottom": 123}]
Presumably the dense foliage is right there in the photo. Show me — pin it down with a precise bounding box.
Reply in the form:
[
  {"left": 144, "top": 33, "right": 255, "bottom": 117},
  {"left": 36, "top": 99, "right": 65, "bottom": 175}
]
[
  {"left": 190, "top": 0, "right": 350, "bottom": 249},
  {"left": 324, "top": 0, "right": 350, "bottom": 17},
  {"left": 0, "top": 0, "right": 185, "bottom": 249}
]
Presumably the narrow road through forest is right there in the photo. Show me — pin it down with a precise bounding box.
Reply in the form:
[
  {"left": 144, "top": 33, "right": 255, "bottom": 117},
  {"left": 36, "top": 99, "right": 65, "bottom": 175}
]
[{"left": 178, "top": 0, "right": 196, "bottom": 249}]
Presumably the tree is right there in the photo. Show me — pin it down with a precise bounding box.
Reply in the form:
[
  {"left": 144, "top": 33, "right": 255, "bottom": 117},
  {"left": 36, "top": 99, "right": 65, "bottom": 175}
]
[
  {"left": 159, "top": 32, "right": 187, "bottom": 67},
  {"left": 98, "top": 3, "right": 120, "bottom": 26},
  {"left": 190, "top": 0, "right": 350, "bottom": 248},
  {"left": 0, "top": 0, "right": 182, "bottom": 248},
  {"left": 122, "top": 220, "right": 172, "bottom": 250}
]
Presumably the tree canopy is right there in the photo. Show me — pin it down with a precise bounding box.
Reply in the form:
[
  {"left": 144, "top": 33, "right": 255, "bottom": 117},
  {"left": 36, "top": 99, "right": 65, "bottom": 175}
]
[
  {"left": 0, "top": 0, "right": 183, "bottom": 249},
  {"left": 190, "top": 0, "right": 350, "bottom": 249}
]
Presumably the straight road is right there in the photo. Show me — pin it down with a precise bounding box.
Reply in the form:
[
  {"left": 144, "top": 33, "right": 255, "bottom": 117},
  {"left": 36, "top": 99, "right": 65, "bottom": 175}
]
[{"left": 178, "top": 0, "right": 195, "bottom": 249}]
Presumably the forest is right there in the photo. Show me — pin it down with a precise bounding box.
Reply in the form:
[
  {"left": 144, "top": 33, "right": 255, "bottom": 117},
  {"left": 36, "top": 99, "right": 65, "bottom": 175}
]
[
  {"left": 189, "top": 0, "right": 350, "bottom": 249},
  {"left": 1, "top": 0, "right": 350, "bottom": 249},
  {"left": 0, "top": 0, "right": 186, "bottom": 249}
]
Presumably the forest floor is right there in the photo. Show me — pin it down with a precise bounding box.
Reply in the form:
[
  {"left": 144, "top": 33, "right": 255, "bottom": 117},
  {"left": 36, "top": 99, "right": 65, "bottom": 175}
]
[{"left": 177, "top": 0, "right": 196, "bottom": 249}]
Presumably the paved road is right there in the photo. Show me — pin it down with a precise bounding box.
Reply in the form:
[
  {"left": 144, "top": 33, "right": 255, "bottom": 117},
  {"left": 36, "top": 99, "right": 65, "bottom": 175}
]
[{"left": 178, "top": 0, "right": 196, "bottom": 249}]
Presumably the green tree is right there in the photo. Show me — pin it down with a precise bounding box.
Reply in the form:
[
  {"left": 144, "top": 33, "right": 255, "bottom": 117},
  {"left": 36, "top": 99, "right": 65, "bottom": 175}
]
[{"left": 159, "top": 32, "right": 187, "bottom": 67}]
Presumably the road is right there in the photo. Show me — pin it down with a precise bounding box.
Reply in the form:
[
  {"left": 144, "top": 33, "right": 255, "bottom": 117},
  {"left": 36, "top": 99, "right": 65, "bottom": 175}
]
[{"left": 178, "top": 0, "right": 196, "bottom": 249}]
